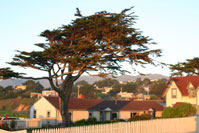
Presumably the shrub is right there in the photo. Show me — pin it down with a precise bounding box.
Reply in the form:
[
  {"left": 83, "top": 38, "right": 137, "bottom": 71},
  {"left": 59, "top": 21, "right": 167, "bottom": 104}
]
[
  {"left": 0, "top": 122, "right": 9, "bottom": 130},
  {"left": 74, "top": 119, "right": 86, "bottom": 125},
  {"left": 86, "top": 117, "right": 97, "bottom": 124},
  {"left": 162, "top": 103, "right": 196, "bottom": 118},
  {"left": 162, "top": 107, "right": 177, "bottom": 118},
  {"left": 10, "top": 120, "right": 16, "bottom": 130},
  {"left": 129, "top": 114, "right": 151, "bottom": 121}
]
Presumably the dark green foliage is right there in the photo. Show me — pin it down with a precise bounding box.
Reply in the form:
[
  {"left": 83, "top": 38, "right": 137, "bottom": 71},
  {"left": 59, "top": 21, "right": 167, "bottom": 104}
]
[
  {"left": 162, "top": 103, "right": 196, "bottom": 118},
  {"left": 72, "top": 118, "right": 98, "bottom": 126},
  {"left": 170, "top": 57, "right": 199, "bottom": 76},
  {"left": 122, "top": 82, "right": 138, "bottom": 93},
  {"left": 10, "top": 120, "right": 16, "bottom": 130},
  {"left": 73, "top": 81, "right": 100, "bottom": 98},
  {"left": 0, "top": 68, "right": 23, "bottom": 80},
  {"left": 129, "top": 114, "right": 151, "bottom": 121},
  {"left": 72, "top": 117, "right": 124, "bottom": 126},
  {"left": 149, "top": 79, "right": 167, "bottom": 98},
  {"left": 0, "top": 122, "right": 9, "bottom": 130},
  {"left": 93, "top": 79, "right": 119, "bottom": 88},
  {"left": 8, "top": 7, "right": 161, "bottom": 126},
  {"left": 161, "top": 107, "right": 177, "bottom": 118},
  {"left": 23, "top": 80, "right": 44, "bottom": 93},
  {"left": 86, "top": 117, "right": 97, "bottom": 124}
]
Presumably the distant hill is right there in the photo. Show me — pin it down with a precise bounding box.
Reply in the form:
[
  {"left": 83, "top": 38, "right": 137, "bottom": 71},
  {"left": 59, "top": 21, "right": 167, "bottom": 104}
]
[
  {"left": 76, "top": 74, "right": 168, "bottom": 84},
  {"left": 0, "top": 74, "right": 168, "bottom": 88}
]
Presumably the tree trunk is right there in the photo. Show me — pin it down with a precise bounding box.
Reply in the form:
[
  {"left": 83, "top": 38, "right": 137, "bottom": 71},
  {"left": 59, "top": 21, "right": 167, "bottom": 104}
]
[{"left": 59, "top": 78, "right": 74, "bottom": 127}]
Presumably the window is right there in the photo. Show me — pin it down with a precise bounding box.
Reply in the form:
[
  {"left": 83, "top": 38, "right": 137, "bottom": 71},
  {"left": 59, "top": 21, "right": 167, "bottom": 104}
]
[
  {"left": 47, "top": 111, "right": 51, "bottom": 117},
  {"left": 112, "top": 112, "right": 117, "bottom": 120},
  {"left": 130, "top": 112, "right": 137, "bottom": 118},
  {"left": 89, "top": 112, "right": 93, "bottom": 118},
  {"left": 171, "top": 88, "right": 177, "bottom": 98},
  {"left": 188, "top": 87, "right": 195, "bottom": 97},
  {"left": 33, "top": 110, "right": 36, "bottom": 118}
]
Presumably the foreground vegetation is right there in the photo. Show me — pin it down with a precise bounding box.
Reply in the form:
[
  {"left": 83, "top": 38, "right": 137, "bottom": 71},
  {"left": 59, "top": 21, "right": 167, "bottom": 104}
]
[{"left": 162, "top": 103, "right": 196, "bottom": 118}]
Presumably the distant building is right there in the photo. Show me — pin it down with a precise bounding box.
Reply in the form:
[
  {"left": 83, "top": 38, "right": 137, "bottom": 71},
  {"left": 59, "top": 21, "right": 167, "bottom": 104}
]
[
  {"left": 117, "top": 91, "right": 134, "bottom": 99},
  {"left": 14, "top": 85, "right": 26, "bottom": 91},
  {"left": 42, "top": 90, "right": 58, "bottom": 97},
  {"left": 150, "top": 79, "right": 158, "bottom": 82},
  {"left": 30, "top": 93, "right": 42, "bottom": 99},
  {"left": 102, "top": 87, "right": 113, "bottom": 94},
  {"left": 135, "top": 93, "right": 150, "bottom": 101}
]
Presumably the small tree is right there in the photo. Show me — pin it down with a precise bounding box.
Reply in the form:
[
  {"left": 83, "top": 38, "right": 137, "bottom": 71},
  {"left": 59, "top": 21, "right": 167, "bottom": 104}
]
[
  {"left": 162, "top": 103, "right": 196, "bottom": 118},
  {"left": 8, "top": 7, "right": 161, "bottom": 127}
]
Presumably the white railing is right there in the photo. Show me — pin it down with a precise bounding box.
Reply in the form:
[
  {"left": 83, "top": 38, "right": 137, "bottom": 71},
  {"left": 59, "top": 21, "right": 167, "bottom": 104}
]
[
  {"left": 32, "top": 116, "right": 198, "bottom": 133},
  {"left": 0, "top": 119, "right": 42, "bottom": 130}
]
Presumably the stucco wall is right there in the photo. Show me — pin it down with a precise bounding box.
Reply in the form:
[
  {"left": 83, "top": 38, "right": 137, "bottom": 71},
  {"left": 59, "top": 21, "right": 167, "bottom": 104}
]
[
  {"left": 31, "top": 97, "right": 58, "bottom": 119},
  {"left": 120, "top": 110, "right": 162, "bottom": 119},
  {"left": 156, "top": 111, "right": 162, "bottom": 117},
  {"left": 120, "top": 111, "right": 146, "bottom": 119},
  {"left": 70, "top": 110, "right": 89, "bottom": 121},
  {"left": 120, "top": 111, "right": 130, "bottom": 120},
  {"left": 92, "top": 111, "right": 100, "bottom": 121},
  {"left": 166, "top": 81, "right": 197, "bottom": 107}
]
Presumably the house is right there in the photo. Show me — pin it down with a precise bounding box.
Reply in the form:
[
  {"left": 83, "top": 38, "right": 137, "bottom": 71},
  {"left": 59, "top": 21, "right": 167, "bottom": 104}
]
[
  {"left": 30, "top": 93, "right": 42, "bottom": 99},
  {"left": 42, "top": 90, "right": 58, "bottom": 97},
  {"left": 117, "top": 91, "right": 135, "bottom": 100},
  {"left": 162, "top": 75, "right": 199, "bottom": 107},
  {"left": 89, "top": 100, "right": 129, "bottom": 121},
  {"left": 14, "top": 85, "right": 26, "bottom": 91},
  {"left": 30, "top": 96, "right": 102, "bottom": 124},
  {"left": 120, "top": 101, "right": 164, "bottom": 120},
  {"left": 68, "top": 98, "right": 102, "bottom": 121},
  {"left": 30, "top": 97, "right": 164, "bottom": 125}
]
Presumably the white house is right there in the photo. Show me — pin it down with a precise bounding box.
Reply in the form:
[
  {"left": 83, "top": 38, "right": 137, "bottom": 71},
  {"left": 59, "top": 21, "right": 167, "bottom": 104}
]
[{"left": 162, "top": 75, "right": 199, "bottom": 107}]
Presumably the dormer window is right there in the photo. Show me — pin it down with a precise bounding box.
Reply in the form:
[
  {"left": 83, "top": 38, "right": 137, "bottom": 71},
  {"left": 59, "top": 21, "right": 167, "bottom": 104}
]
[
  {"left": 188, "top": 87, "right": 195, "bottom": 97},
  {"left": 171, "top": 88, "right": 177, "bottom": 98}
]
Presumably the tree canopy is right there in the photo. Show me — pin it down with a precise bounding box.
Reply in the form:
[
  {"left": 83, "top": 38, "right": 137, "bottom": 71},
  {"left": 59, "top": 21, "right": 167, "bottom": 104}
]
[
  {"left": 8, "top": 7, "right": 161, "bottom": 126},
  {"left": 0, "top": 68, "right": 22, "bottom": 80},
  {"left": 22, "top": 80, "right": 44, "bottom": 93},
  {"left": 170, "top": 57, "right": 199, "bottom": 76}
]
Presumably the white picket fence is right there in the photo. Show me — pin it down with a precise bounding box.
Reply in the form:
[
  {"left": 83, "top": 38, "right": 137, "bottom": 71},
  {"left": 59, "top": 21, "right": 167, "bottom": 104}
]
[{"left": 31, "top": 116, "right": 198, "bottom": 133}]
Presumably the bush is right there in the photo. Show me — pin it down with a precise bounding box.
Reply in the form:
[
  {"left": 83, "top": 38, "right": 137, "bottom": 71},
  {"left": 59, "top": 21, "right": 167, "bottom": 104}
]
[
  {"left": 129, "top": 114, "right": 151, "bottom": 121},
  {"left": 0, "top": 122, "right": 9, "bottom": 130},
  {"left": 162, "top": 103, "right": 196, "bottom": 118},
  {"left": 74, "top": 119, "right": 86, "bottom": 125},
  {"left": 10, "top": 120, "right": 16, "bottom": 130},
  {"left": 86, "top": 117, "right": 97, "bottom": 124}
]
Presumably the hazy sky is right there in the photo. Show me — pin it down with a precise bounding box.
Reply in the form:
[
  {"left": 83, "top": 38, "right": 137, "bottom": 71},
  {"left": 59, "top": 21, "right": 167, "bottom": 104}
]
[{"left": 0, "top": 0, "right": 199, "bottom": 77}]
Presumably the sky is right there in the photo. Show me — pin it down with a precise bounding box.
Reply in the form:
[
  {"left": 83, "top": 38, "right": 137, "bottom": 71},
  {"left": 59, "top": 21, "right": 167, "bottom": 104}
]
[{"left": 0, "top": 0, "right": 199, "bottom": 77}]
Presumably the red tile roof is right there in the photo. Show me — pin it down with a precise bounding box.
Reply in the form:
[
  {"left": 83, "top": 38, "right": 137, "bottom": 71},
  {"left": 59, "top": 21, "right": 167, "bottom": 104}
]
[
  {"left": 44, "top": 97, "right": 102, "bottom": 110},
  {"left": 68, "top": 98, "right": 102, "bottom": 110},
  {"left": 44, "top": 96, "right": 60, "bottom": 109},
  {"left": 120, "top": 101, "right": 164, "bottom": 111},
  {"left": 162, "top": 75, "right": 199, "bottom": 96},
  {"left": 173, "top": 102, "right": 183, "bottom": 107}
]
